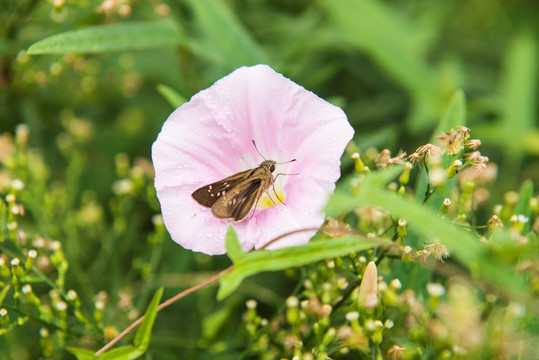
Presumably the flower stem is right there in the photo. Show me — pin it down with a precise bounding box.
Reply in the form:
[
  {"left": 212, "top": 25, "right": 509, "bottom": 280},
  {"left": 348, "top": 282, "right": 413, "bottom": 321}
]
[
  {"left": 94, "top": 266, "right": 233, "bottom": 355},
  {"left": 259, "top": 227, "right": 320, "bottom": 250}
]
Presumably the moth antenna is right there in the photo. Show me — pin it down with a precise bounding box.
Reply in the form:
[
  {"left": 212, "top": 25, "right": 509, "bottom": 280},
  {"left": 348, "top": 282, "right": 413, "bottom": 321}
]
[
  {"left": 252, "top": 140, "right": 296, "bottom": 164},
  {"left": 276, "top": 158, "right": 296, "bottom": 165},
  {"left": 251, "top": 140, "right": 267, "bottom": 160}
]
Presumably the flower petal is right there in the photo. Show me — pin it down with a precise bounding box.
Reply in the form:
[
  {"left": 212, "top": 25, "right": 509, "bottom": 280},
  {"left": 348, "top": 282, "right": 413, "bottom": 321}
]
[{"left": 152, "top": 64, "right": 354, "bottom": 255}]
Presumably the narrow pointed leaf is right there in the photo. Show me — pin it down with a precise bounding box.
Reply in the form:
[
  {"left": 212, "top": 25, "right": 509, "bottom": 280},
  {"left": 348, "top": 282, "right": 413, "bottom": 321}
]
[
  {"left": 28, "top": 20, "right": 184, "bottom": 55},
  {"left": 132, "top": 287, "right": 163, "bottom": 350},
  {"left": 515, "top": 179, "right": 534, "bottom": 220},
  {"left": 156, "top": 84, "right": 186, "bottom": 109},
  {"left": 225, "top": 226, "right": 244, "bottom": 263},
  {"left": 188, "top": 0, "right": 267, "bottom": 69},
  {"left": 356, "top": 170, "right": 529, "bottom": 301},
  {"left": 218, "top": 235, "right": 387, "bottom": 299},
  {"left": 0, "top": 284, "right": 10, "bottom": 305},
  {"left": 318, "top": 0, "right": 440, "bottom": 132},
  {"left": 66, "top": 287, "right": 164, "bottom": 360},
  {"left": 432, "top": 90, "right": 466, "bottom": 138},
  {"left": 65, "top": 347, "right": 97, "bottom": 360}
]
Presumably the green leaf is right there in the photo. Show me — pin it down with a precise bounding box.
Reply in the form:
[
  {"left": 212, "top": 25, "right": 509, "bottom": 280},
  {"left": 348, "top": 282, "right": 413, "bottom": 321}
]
[
  {"left": 501, "top": 32, "right": 537, "bottom": 133},
  {"left": 225, "top": 226, "right": 244, "bottom": 263},
  {"left": 0, "top": 284, "right": 10, "bottom": 305},
  {"left": 66, "top": 288, "right": 163, "bottom": 360},
  {"left": 347, "top": 168, "right": 530, "bottom": 301},
  {"left": 515, "top": 179, "right": 534, "bottom": 220},
  {"left": 432, "top": 90, "right": 466, "bottom": 138},
  {"left": 218, "top": 235, "right": 387, "bottom": 299},
  {"left": 470, "top": 127, "right": 539, "bottom": 155},
  {"left": 28, "top": 20, "right": 184, "bottom": 55},
  {"left": 201, "top": 298, "right": 241, "bottom": 340},
  {"left": 156, "top": 84, "right": 187, "bottom": 109},
  {"left": 188, "top": 0, "right": 267, "bottom": 70},
  {"left": 132, "top": 287, "right": 163, "bottom": 351},
  {"left": 326, "top": 167, "right": 402, "bottom": 217},
  {"left": 318, "top": 0, "right": 440, "bottom": 132},
  {"left": 477, "top": 32, "right": 538, "bottom": 174},
  {"left": 65, "top": 348, "right": 97, "bottom": 360}
]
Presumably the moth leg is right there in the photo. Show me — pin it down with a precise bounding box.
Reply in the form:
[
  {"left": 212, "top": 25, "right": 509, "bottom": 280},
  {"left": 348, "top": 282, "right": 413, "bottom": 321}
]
[
  {"left": 266, "top": 188, "right": 282, "bottom": 206},
  {"left": 248, "top": 189, "right": 264, "bottom": 220},
  {"left": 271, "top": 172, "right": 299, "bottom": 205}
]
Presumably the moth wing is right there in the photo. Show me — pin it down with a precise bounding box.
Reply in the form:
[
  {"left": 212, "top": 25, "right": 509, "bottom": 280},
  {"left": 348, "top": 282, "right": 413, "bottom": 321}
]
[
  {"left": 211, "top": 179, "right": 263, "bottom": 221},
  {"left": 191, "top": 169, "right": 253, "bottom": 208}
]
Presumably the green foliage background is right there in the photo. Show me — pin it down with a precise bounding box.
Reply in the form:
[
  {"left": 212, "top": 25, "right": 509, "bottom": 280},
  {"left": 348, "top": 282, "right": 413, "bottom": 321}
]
[{"left": 0, "top": 0, "right": 538, "bottom": 359}]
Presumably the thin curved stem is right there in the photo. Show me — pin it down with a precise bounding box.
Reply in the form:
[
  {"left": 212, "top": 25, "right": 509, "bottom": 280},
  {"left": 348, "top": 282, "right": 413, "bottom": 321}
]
[
  {"left": 95, "top": 266, "right": 233, "bottom": 355},
  {"left": 259, "top": 227, "right": 320, "bottom": 250}
]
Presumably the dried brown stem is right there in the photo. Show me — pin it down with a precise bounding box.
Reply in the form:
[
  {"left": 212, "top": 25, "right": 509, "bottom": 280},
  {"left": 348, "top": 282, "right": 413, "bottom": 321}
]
[{"left": 95, "top": 266, "right": 233, "bottom": 355}]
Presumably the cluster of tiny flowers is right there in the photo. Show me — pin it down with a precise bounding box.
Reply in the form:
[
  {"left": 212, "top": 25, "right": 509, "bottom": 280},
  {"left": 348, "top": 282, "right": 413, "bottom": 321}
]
[
  {"left": 97, "top": 0, "right": 133, "bottom": 17},
  {"left": 375, "top": 149, "right": 407, "bottom": 169},
  {"left": 240, "top": 261, "right": 411, "bottom": 358},
  {"left": 0, "top": 122, "right": 167, "bottom": 358},
  {"left": 408, "top": 126, "right": 487, "bottom": 172},
  {"left": 97, "top": 0, "right": 171, "bottom": 17}
]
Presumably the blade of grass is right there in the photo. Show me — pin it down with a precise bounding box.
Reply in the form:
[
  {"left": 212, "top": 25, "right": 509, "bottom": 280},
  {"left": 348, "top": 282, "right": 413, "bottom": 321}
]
[
  {"left": 188, "top": 0, "right": 267, "bottom": 70},
  {"left": 66, "top": 288, "right": 163, "bottom": 359},
  {"left": 218, "top": 230, "right": 388, "bottom": 299},
  {"left": 156, "top": 84, "right": 187, "bottom": 109},
  {"left": 318, "top": 0, "right": 440, "bottom": 132},
  {"left": 328, "top": 167, "right": 531, "bottom": 303},
  {"left": 28, "top": 19, "right": 184, "bottom": 55}
]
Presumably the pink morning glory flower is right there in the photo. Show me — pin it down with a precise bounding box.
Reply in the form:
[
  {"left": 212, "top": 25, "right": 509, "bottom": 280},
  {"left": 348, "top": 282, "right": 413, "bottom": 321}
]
[{"left": 152, "top": 64, "right": 354, "bottom": 255}]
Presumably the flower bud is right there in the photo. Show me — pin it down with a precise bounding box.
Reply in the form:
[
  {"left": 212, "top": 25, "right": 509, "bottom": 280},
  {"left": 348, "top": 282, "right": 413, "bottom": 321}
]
[
  {"left": 440, "top": 198, "right": 451, "bottom": 214},
  {"left": 0, "top": 308, "right": 9, "bottom": 326},
  {"left": 397, "top": 218, "right": 407, "bottom": 238},
  {"left": 25, "top": 249, "right": 37, "bottom": 271},
  {"left": 358, "top": 261, "right": 378, "bottom": 308},
  {"left": 11, "top": 258, "right": 24, "bottom": 277},
  {"left": 286, "top": 296, "right": 299, "bottom": 325},
  {"left": 398, "top": 162, "right": 413, "bottom": 185},
  {"left": 401, "top": 246, "right": 413, "bottom": 263},
  {"left": 351, "top": 153, "right": 369, "bottom": 174}
]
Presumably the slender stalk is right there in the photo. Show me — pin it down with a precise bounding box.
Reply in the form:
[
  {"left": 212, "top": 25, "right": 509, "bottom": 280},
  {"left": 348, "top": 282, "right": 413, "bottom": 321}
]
[
  {"left": 97, "top": 226, "right": 321, "bottom": 355},
  {"left": 95, "top": 266, "right": 233, "bottom": 355},
  {"left": 259, "top": 227, "right": 320, "bottom": 250}
]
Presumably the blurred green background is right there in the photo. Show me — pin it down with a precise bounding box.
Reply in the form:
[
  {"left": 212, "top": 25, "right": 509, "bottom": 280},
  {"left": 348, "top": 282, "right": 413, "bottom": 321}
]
[{"left": 0, "top": 0, "right": 538, "bottom": 359}]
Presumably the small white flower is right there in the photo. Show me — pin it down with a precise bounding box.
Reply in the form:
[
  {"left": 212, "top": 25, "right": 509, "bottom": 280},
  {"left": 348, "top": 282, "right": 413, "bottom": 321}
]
[
  {"left": 426, "top": 282, "right": 445, "bottom": 297},
  {"left": 429, "top": 168, "right": 447, "bottom": 186},
  {"left": 389, "top": 279, "right": 402, "bottom": 290},
  {"left": 364, "top": 319, "right": 376, "bottom": 331},
  {"left": 345, "top": 311, "right": 359, "bottom": 321},
  {"left": 11, "top": 179, "right": 25, "bottom": 191},
  {"left": 55, "top": 301, "right": 68, "bottom": 311},
  {"left": 67, "top": 290, "right": 78, "bottom": 301},
  {"left": 286, "top": 296, "right": 299, "bottom": 307},
  {"left": 337, "top": 277, "right": 349, "bottom": 290}
]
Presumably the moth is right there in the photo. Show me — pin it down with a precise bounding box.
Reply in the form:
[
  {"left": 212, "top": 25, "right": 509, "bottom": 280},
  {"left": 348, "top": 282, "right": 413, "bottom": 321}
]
[{"left": 191, "top": 142, "right": 296, "bottom": 222}]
